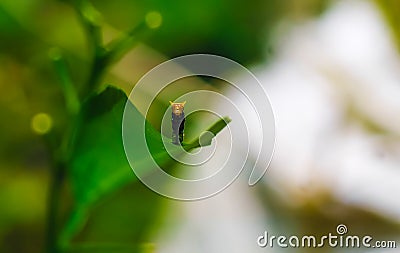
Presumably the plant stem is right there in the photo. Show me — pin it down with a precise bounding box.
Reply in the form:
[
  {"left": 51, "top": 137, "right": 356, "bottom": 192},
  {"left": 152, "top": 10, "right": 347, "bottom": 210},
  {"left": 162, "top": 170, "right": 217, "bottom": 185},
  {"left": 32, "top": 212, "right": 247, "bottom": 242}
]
[
  {"left": 46, "top": 161, "right": 65, "bottom": 253},
  {"left": 46, "top": 2, "right": 160, "bottom": 251}
]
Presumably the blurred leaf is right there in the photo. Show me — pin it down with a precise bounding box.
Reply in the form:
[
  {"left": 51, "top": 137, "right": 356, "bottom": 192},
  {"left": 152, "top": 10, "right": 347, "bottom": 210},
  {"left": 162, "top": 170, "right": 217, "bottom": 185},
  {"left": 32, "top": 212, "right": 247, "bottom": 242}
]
[
  {"left": 60, "top": 86, "right": 230, "bottom": 248},
  {"left": 375, "top": 0, "right": 400, "bottom": 53},
  {"left": 102, "top": 21, "right": 151, "bottom": 67},
  {"left": 91, "top": 0, "right": 278, "bottom": 65}
]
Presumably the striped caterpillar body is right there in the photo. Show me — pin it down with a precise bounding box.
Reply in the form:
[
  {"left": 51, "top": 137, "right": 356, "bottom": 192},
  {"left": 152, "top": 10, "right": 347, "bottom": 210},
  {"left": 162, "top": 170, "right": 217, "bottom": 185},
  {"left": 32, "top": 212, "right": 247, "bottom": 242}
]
[{"left": 170, "top": 101, "right": 186, "bottom": 145}]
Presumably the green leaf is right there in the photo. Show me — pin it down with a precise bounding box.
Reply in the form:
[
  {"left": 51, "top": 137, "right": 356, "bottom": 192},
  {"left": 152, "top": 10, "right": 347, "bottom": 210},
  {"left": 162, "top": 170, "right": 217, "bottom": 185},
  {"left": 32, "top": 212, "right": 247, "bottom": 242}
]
[
  {"left": 59, "top": 86, "right": 134, "bottom": 249},
  {"left": 60, "top": 86, "right": 230, "bottom": 249},
  {"left": 184, "top": 116, "right": 231, "bottom": 150}
]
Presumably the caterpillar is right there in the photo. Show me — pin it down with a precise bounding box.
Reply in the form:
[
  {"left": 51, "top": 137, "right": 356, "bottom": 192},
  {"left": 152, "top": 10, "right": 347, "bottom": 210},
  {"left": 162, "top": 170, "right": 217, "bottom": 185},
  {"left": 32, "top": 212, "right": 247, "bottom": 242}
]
[{"left": 169, "top": 101, "right": 186, "bottom": 145}]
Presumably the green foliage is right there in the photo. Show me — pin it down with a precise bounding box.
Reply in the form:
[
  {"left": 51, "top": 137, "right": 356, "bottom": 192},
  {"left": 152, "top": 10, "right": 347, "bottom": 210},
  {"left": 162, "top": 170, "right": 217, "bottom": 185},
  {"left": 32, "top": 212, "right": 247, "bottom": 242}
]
[
  {"left": 60, "top": 87, "right": 133, "bottom": 249},
  {"left": 20, "top": 0, "right": 234, "bottom": 251},
  {"left": 90, "top": 0, "right": 280, "bottom": 65},
  {"left": 57, "top": 85, "right": 230, "bottom": 251},
  {"left": 4, "top": 0, "right": 400, "bottom": 252}
]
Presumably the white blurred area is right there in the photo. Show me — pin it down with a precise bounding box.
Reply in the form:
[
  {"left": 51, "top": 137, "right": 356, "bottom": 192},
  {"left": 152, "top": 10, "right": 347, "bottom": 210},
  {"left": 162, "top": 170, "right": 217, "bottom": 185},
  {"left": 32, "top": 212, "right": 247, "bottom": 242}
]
[
  {"left": 157, "top": 0, "right": 400, "bottom": 252},
  {"left": 260, "top": 0, "right": 400, "bottom": 219}
]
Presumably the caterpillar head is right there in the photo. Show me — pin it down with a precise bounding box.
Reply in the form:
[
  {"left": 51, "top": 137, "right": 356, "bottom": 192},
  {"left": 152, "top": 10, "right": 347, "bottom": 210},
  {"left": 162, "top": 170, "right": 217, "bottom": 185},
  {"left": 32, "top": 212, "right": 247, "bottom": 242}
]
[{"left": 169, "top": 101, "right": 186, "bottom": 116}]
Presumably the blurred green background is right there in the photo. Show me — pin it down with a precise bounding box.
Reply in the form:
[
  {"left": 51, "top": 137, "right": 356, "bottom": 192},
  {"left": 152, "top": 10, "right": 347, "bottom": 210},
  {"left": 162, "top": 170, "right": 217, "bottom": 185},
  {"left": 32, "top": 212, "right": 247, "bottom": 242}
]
[{"left": 1, "top": 0, "right": 400, "bottom": 252}]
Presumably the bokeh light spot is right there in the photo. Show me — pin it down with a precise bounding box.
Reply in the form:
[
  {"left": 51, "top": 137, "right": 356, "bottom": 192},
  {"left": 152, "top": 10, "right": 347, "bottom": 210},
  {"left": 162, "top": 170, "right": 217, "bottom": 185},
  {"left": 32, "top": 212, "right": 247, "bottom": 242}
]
[
  {"left": 145, "top": 11, "right": 162, "bottom": 29},
  {"left": 31, "top": 113, "right": 53, "bottom": 135}
]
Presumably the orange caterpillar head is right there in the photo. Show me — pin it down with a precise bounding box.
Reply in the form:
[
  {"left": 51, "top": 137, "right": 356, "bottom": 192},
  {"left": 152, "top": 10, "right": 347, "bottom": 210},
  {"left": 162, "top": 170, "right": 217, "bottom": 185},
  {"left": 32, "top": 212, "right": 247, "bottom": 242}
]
[{"left": 169, "top": 101, "right": 186, "bottom": 116}]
